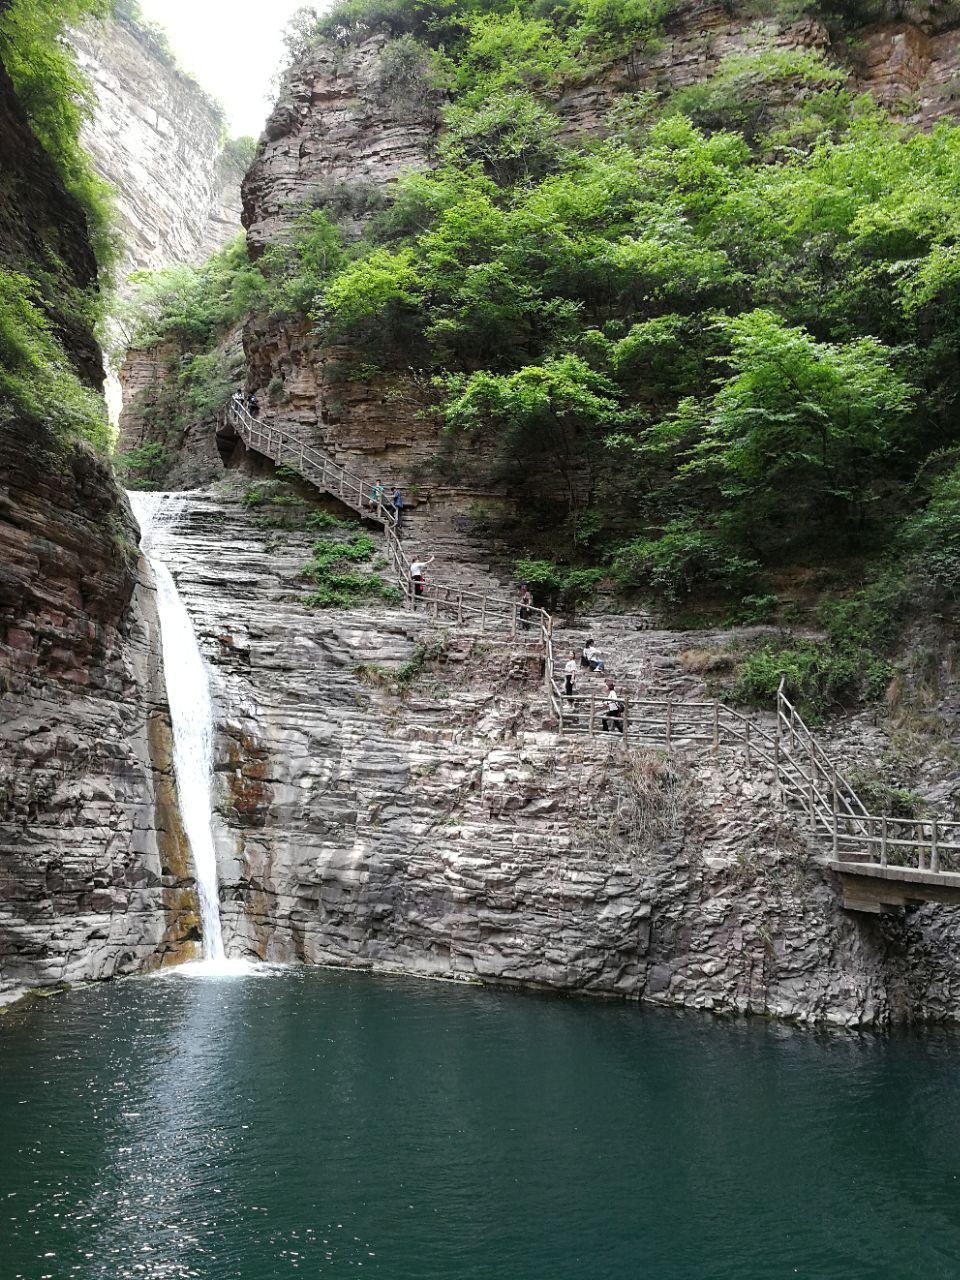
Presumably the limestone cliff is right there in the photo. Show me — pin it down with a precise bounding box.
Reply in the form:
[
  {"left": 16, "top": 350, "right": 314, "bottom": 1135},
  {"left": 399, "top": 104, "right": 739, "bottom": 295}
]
[
  {"left": 152, "top": 479, "right": 960, "bottom": 1027},
  {"left": 71, "top": 14, "right": 245, "bottom": 294},
  {"left": 0, "top": 48, "right": 199, "bottom": 1004},
  {"left": 238, "top": 0, "right": 960, "bottom": 534}
]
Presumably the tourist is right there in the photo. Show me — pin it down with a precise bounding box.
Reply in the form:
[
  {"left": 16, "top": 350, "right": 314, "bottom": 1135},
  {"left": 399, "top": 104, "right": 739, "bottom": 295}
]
[
  {"left": 392, "top": 487, "right": 404, "bottom": 529},
  {"left": 518, "top": 585, "right": 534, "bottom": 631},
  {"left": 410, "top": 554, "right": 435, "bottom": 598},
  {"left": 564, "top": 652, "right": 577, "bottom": 704},
  {"left": 601, "top": 681, "right": 625, "bottom": 734},
  {"left": 584, "top": 641, "right": 605, "bottom": 672},
  {"left": 369, "top": 480, "right": 385, "bottom": 512},
  {"left": 247, "top": 391, "right": 260, "bottom": 418}
]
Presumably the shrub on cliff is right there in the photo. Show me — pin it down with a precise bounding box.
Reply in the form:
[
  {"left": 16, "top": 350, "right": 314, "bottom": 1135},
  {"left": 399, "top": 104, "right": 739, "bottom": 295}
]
[
  {"left": 0, "top": 272, "right": 110, "bottom": 450},
  {"left": 0, "top": 0, "right": 116, "bottom": 273},
  {"left": 122, "top": 235, "right": 264, "bottom": 348}
]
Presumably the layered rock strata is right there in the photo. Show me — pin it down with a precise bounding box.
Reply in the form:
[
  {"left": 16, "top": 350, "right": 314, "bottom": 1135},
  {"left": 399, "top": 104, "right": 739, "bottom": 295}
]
[
  {"left": 0, "top": 428, "right": 201, "bottom": 1005},
  {"left": 117, "top": 327, "right": 244, "bottom": 488},
  {"left": 71, "top": 15, "right": 245, "bottom": 291},
  {"left": 157, "top": 479, "right": 960, "bottom": 1026},
  {"left": 0, "top": 50, "right": 199, "bottom": 1004}
]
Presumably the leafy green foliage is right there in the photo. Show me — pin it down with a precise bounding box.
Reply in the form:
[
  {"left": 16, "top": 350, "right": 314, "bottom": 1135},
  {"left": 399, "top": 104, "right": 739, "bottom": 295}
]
[
  {"left": 899, "top": 462, "right": 960, "bottom": 600},
  {"left": 0, "top": 0, "right": 116, "bottom": 270},
  {"left": 258, "top": 209, "right": 345, "bottom": 317},
  {"left": 115, "top": 440, "right": 170, "bottom": 488},
  {"left": 731, "top": 638, "right": 894, "bottom": 720},
  {"left": 0, "top": 272, "right": 110, "bottom": 450},
  {"left": 321, "top": 247, "right": 419, "bottom": 332},
  {"left": 667, "top": 47, "right": 846, "bottom": 141},
  {"left": 121, "top": 234, "right": 265, "bottom": 347},
  {"left": 440, "top": 92, "right": 564, "bottom": 185},
  {"left": 301, "top": 530, "right": 399, "bottom": 608},
  {"left": 131, "top": 6, "right": 960, "bottom": 667},
  {"left": 729, "top": 573, "right": 907, "bottom": 717},
  {"left": 305, "top": 77, "right": 960, "bottom": 632},
  {"left": 613, "top": 519, "right": 757, "bottom": 601},
  {"left": 513, "top": 558, "right": 605, "bottom": 608}
]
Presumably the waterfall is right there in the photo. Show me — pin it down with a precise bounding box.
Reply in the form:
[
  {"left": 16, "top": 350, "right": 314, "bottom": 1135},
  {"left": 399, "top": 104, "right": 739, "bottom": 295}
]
[{"left": 129, "top": 491, "right": 225, "bottom": 963}]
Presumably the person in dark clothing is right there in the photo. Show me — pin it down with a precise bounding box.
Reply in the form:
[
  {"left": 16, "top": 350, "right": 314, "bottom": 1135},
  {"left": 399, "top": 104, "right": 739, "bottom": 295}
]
[
  {"left": 519, "top": 586, "right": 534, "bottom": 631},
  {"left": 247, "top": 392, "right": 260, "bottom": 418},
  {"left": 392, "top": 488, "right": 404, "bottom": 529}
]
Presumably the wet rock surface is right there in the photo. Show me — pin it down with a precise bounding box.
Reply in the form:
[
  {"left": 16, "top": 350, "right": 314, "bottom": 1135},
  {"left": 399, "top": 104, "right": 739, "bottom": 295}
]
[
  {"left": 0, "top": 438, "right": 200, "bottom": 1005},
  {"left": 155, "top": 483, "right": 960, "bottom": 1026}
]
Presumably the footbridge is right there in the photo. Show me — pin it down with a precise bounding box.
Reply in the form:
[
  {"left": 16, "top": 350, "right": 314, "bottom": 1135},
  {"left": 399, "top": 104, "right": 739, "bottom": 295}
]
[{"left": 224, "top": 401, "right": 960, "bottom": 911}]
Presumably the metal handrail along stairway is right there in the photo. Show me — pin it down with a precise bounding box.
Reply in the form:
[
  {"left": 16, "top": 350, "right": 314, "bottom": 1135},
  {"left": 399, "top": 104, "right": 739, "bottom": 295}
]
[{"left": 225, "top": 400, "right": 960, "bottom": 899}]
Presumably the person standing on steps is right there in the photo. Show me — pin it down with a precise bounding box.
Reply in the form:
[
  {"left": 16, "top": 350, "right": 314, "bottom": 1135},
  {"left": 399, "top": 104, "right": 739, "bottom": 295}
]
[
  {"left": 392, "top": 487, "right": 404, "bottom": 531},
  {"left": 564, "top": 652, "right": 578, "bottom": 707},
  {"left": 369, "top": 480, "right": 385, "bottom": 513},
  {"left": 247, "top": 391, "right": 260, "bottom": 418},
  {"left": 601, "top": 681, "right": 625, "bottom": 735},
  {"left": 410, "top": 555, "right": 435, "bottom": 599},
  {"left": 519, "top": 585, "right": 534, "bottom": 631}
]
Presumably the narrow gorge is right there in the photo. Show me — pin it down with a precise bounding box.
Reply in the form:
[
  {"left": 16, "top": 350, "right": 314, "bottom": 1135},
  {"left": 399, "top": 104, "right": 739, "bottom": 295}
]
[
  {"left": 4, "top": 0, "right": 960, "bottom": 1024},
  {"left": 5, "top": 0, "right": 960, "bottom": 1018},
  {"left": 7, "top": 0, "right": 960, "bottom": 1272}
]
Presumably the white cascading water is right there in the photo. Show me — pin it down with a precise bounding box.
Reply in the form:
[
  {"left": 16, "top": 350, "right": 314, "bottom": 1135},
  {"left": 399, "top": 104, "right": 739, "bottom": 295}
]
[{"left": 128, "top": 491, "right": 225, "bottom": 963}]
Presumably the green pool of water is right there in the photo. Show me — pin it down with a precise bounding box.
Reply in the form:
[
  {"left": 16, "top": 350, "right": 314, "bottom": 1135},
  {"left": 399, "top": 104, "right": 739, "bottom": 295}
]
[{"left": 1, "top": 967, "right": 958, "bottom": 1278}]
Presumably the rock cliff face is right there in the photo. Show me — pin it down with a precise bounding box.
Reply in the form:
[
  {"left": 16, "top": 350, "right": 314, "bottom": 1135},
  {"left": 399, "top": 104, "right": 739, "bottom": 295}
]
[
  {"left": 71, "top": 15, "right": 244, "bottom": 291},
  {"left": 0, "top": 50, "right": 199, "bottom": 1004},
  {"left": 239, "top": 0, "right": 960, "bottom": 533},
  {"left": 117, "top": 326, "right": 244, "bottom": 488},
  {"left": 188, "top": 0, "right": 960, "bottom": 1022},
  {"left": 152, "top": 480, "right": 960, "bottom": 1026}
]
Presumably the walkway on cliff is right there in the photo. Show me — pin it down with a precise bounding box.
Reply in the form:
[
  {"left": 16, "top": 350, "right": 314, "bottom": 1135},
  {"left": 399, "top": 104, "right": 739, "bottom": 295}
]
[{"left": 223, "top": 400, "right": 960, "bottom": 911}]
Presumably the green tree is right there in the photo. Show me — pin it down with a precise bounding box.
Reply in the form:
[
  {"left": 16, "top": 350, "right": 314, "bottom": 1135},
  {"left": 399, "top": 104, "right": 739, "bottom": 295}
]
[{"left": 0, "top": 0, "right": 115, "bottom": 268}]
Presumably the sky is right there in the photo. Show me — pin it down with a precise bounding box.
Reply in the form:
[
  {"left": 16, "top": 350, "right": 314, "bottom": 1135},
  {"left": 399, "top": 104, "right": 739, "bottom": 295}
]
[{"left": 136, "top": 0, "right": 326, "bottom": 137}]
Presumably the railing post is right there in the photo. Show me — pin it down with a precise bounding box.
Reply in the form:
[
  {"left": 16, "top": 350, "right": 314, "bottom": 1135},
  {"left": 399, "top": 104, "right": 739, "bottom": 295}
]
[
  {"left": 712, "top": 702, "right": 719, "bottom": 755},
  {"left": 831, "top": 767, "right": 839, "bottom": 857},
  {"left": 881, "top": 815, "right": 888, "bottom": 868},
  {"left": 457, "top": 590, "right": 463, "bottom": 624},
  {"left": 745, "top": 720, "right": 751, "bottom": 774},
  {"left": 917, "top": 820, "right": 925, "bottom": 872},
  {"left": 622, "top": 695, "right": 629, "bottom": 744},
  {"left": 774, "top": 699, "right": 781, "bottom": 776},
  {"left": 665, "top": 701, "right": 672, "bottom": 750},
  {"left": 480, "top": 598, "right": 486, "bottom": 632},
  {"left": 589, "top": 695, "right": 595, "bottom": 735},
  {"left": 511, "top": 602, "right": 517, "bottom": 637},
  {"left": 931, "top": 820, "right": 939, "bottom": 873}
]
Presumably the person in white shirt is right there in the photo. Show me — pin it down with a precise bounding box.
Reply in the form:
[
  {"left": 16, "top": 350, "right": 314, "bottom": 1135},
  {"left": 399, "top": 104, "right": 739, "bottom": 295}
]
[
  {"left": 602, "top": 681, "right": 624, "bottom": 734},
  {"left": 564, "top": 653, "right": 577, "bottom": 703},
  {"left": 583, "top": 642, "right": 605, "bottom": 671},
  {"left": 410, "top": 555, "right": 435, "bottom": 597}
]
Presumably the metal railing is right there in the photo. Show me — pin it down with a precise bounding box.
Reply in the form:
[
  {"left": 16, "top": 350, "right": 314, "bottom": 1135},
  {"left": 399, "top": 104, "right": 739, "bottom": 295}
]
[
  {"left": 227, "top": 398, "right": 554, "bottom": 667},
  {"left": 226, "top": 400, "right": 958, "bottom": 883}
]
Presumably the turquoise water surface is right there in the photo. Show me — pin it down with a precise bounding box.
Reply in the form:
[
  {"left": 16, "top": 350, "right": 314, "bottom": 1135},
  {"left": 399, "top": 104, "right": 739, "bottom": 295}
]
[{"left": 1, "top": 967, "right": 958, "bottom": 1279}]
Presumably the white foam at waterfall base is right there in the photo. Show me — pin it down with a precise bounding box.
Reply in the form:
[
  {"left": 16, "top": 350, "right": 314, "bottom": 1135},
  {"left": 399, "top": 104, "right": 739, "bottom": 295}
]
[{"left": 128, "top": 491, "right": 226, "bottom": 963}]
